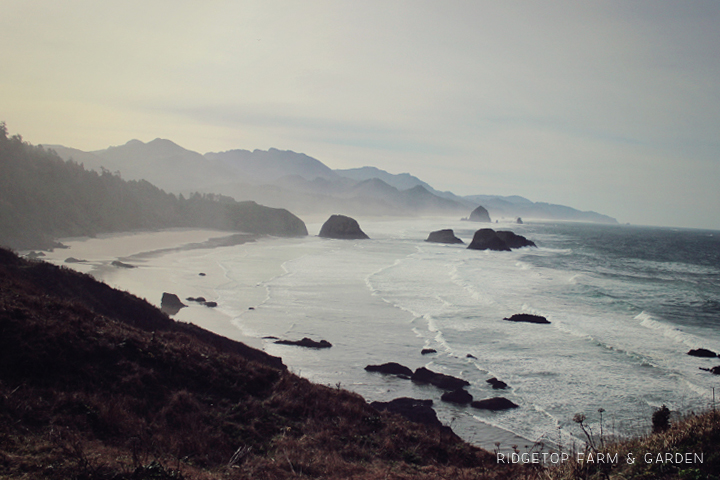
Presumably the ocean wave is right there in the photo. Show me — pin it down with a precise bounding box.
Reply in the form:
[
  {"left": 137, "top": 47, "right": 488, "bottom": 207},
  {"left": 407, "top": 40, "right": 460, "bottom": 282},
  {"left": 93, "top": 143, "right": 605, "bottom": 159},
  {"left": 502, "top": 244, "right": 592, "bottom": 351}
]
[{"left": 636, "top": 311, "right": 714, "bottom": 350}]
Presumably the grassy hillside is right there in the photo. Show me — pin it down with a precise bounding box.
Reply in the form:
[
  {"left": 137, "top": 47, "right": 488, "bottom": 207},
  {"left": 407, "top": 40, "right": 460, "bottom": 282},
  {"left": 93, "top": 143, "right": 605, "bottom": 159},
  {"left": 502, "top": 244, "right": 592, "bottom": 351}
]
[
  {"left": 0, "top": 248, "right": 504, "bottom": 479},
  {"left": 0, "top": 123, "right": 307, "bottom": 251}
]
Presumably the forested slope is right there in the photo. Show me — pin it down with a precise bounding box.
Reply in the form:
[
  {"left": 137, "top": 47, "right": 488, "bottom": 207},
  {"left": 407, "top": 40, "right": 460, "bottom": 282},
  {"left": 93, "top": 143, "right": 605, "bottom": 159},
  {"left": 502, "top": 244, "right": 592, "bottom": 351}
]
[{"left": 0, "top": 123, "right": 307, "bottom": 250}]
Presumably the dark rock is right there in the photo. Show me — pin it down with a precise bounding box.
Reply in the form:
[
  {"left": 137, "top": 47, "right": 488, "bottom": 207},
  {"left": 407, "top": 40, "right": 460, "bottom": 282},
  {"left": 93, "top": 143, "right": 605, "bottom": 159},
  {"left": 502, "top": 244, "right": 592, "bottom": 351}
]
[
  {"left": 495, "top": 231, "right": 536, "bottom": 249},
  {"left": 365, "top": 362, "right": 413, "bottom": 377},
  {"left": 370, "top": 398, "right": 443, "bottom": 429},
  {"left": 421, "top": 348, "right": 437, "bottom": 355},
  {"left": 248, "top": 307, "right": 255, "bottom": 310},
  {"left": 468, "top": 206, "right": 491, "bottom": 222},
  {"left": 160, "top": 292, "right": 186, "bottom": 316},
  {"left": 186, "top": 296, "right": 207, "bottom": 303},
  {"left": 441, "top": 389, "right": 473, "bottom": 405},
  {"left": 318, "top": 214, "right": 369, "bottom": 239},
  {"left": 700, "top": 366, "right": 720, "bottom": 374},
  {"left": 504, "top": 314, "right": 550, "bottom": 324},
  {"left": 199, "top": 272, "right": 206, "bottom": 276},
  {"left": 516, "top": 217, "right": 523, "bottom": 224},
  {"left": 411, "top": 367, "right": 470, "bottom": 391},
  {"left": 486, "top": 377, "right": 508, "bottom": 389},
  {"left": 688, "top": 348, "right": 718, "bottom": 358},
  {"left": 467, "top": 229, "right": 511, "bottom": 251},
  {"left": 111, "top": 260, "right": 135, "bottom": 268},
  {"left": 203, "top": 301, "right": 218, "bottom": 308},
  {"left": 64, "top": 257, "right": 86, "bottom": 263},
  {"left": 262, "top": 336, "right": 279, "bottom": 340},
  {"left": 470, "top": 397, "right": 519, "bottom": 411},
  {"left": 274, "top": 337, "right": 332, "bottom": 349},
  {"left": 426, "top": 229, "right": 464, "bottom": 244},
  {"left": 466, "top": 354, "right": 477, "bottom": 359}
]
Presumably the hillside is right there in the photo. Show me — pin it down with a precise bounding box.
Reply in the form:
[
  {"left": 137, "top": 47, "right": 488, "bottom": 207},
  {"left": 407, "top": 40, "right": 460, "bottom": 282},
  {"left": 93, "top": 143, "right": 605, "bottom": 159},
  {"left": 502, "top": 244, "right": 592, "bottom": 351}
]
[
  {"left": 0, "top": 125, "right": 307, "bottom": 251},
  {"left": 0, "top": 247, "right": 501, "bottom": 479}
]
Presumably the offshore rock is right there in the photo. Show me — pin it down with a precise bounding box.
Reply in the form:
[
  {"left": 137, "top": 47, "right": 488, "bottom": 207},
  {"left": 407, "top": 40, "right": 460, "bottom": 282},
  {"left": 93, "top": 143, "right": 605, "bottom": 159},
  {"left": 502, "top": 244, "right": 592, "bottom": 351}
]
[
  {"left": 471, "top": 397, "right": 519, "bottom": 411},
  {"left": 441, "top": 389, "right": 473, "bottom": 405},
  {"left": 467, "top": 229, "right": 511, "bottom": 251},
  {"left": 504, "top": 314, "right": 550, "bottom": 324},
  {"left": 496, "top": 231, "right": 536, "bottom": 249},
  {"left": 275, "top": 337, "right": 332, "bottom": 349},
  {"left": 411, "top": 367, "right": 470, "bottom": 391},
  {"left": 468, "top": 205, "right": 491, "bottom": 222},
  {"left": 486, "top": 377, "right": 509, "bottom": 389},
  {"left": 370, "top": 398, "right": 444, "bottom": 429},
  {"left": 365, "top": 362, "right": 413, "bottom": 377},
  {"left": 160, "top": 292, "right": 186, "bottom": 316},
  {"left": 426, "top": 229, "right": 464, "bottom": 244},
  {"left": 318, "top": 214, "right": 369, "bottom": 239},
  {"left": 688, "top": 348, "right": 718, "bottom": 358}
]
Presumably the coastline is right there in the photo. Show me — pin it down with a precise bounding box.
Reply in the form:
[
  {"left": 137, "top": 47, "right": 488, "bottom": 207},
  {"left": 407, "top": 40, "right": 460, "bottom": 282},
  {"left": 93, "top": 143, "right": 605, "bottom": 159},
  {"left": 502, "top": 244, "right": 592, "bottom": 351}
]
[{"left": 35, "top": 227, "right": 533, "bottom": 452}]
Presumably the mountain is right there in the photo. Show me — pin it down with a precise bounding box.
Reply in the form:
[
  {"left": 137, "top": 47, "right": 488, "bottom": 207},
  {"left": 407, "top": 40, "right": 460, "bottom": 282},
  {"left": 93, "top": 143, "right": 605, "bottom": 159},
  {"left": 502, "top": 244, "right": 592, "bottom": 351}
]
[
  {"left": 0, "top": 127, "right": 307, "bottom": 250},
  {"left": 48, "top": 135, "right": 617, "bottom": 223}
]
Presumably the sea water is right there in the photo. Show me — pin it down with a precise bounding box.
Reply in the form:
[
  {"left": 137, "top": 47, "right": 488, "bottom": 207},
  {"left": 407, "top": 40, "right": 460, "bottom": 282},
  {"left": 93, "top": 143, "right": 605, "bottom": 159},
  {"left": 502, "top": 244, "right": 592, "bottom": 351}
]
[{"left": 198, "top": 219, "right": 720, "bottom": 449}]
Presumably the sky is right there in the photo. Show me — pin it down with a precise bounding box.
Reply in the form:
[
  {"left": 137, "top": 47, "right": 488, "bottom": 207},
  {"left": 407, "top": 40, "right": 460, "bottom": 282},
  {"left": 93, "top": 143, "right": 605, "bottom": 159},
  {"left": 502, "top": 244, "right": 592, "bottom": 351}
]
[{"left": 2, "top": 1, "right": 720, "bottom": 229}]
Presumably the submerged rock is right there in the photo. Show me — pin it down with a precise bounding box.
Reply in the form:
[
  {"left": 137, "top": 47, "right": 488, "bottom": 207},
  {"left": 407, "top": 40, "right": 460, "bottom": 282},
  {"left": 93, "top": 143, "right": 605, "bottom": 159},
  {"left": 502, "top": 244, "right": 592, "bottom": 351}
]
[
  {"left": 274, "top": 337, "right": 332, "bottom": 349},
  {"left": 365, "top": 362, "right": 413, "bottom": 377},
  {"left": 426, "top": 229, "right": 464, "bottom": 244},
  {"left": 411, "top": 367, "right": 470, "bottom": 391},
  {"left": 700, "top": 366, "right": 720, "bottom": 374},
  {"left": 471, "top": 397, "right": 519, "bottom": 411},
  {"left": 111, "top": 260, "right": 135, "bottom": 269},
  {"left": 688, "top": 348, "right": 718, "bottom": 358},
  {"left": 503, "top": 314, "right": 550, "bottom": 324},
  {"left": 318, "top": 214, "right": 369, "bottom": 239},
  {"left": 421, "top": 348, "right": 437, "bottom": 355},
  {"left": 64, "top": 257, "right": 86, "bottom": 263}
]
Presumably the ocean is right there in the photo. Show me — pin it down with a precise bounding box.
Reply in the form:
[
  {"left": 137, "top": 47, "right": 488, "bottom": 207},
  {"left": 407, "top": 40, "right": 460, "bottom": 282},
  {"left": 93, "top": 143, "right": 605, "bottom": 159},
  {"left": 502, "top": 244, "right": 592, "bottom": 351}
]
[
  {"left": 212, "top": 218, "right": 720, "bottom": 450},
  {"left": 44, "top": 218, "right": 720, "bottom": 452}
]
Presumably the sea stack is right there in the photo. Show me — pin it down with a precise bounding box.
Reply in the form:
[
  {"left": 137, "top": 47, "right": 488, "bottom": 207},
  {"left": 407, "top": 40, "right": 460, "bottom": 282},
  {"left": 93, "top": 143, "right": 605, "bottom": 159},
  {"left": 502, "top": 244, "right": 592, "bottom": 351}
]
[
  {"left": 318, "top": 214, "right": 369, "bottom": 240},
  {"left": 468, "top": 205, "right": 491, "bottom": 222},
  {"left": 426, "top": 229, "right": 464, "bottom": 244}
]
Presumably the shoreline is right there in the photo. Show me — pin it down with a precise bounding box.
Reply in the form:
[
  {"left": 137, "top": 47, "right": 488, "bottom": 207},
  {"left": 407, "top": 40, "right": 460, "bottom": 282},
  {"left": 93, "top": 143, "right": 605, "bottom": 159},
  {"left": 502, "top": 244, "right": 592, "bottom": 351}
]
[{"left": 35, "top": 227, "right": 534, "bottom": 452}]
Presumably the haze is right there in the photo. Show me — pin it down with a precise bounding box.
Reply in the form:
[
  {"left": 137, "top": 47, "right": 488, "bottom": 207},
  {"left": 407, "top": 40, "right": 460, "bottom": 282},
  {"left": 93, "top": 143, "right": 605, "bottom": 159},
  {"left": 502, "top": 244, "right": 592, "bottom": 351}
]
[{"left": 2, "top": 1, "right": 719, "bottom": 229}]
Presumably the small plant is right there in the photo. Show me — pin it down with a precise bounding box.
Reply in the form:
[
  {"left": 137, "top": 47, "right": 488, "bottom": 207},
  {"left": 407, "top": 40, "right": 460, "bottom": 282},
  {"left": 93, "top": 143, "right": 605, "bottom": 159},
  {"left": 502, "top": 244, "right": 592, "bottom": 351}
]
[{"left": 652, "top": 404, "right": 671, "bottom": 433}]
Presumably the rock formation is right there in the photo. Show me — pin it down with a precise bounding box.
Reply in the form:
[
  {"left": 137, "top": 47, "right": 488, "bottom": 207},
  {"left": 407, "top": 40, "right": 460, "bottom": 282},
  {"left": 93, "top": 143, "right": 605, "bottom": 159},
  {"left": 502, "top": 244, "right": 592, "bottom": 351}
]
[
  {"left": 370, "top": 398, "right": 444, "bottom": 429},
  {"left": 411, "top": 367, "right": 470, "bottom": 391},
  {"left": 486, "top": 378, "right": 509, "bottom": 389},
  {"left": 441, "top": 389, "right": 473, "bottom": 405},
  {"left": 688, "top": 348, "right": 718, "bottom": 358},
  {"left": 421, "top": 348, "right": 437, "bottom": 355},
  {"left": 467, "top": 229, "right": 511, "bottom": 251},
  {"left": 468, "top": 206, "right": 491, "bottom": 222},
  {"left": 365, "top": 362, "right": 413, "bottom": 377},
  {"left": 274, "top": 337, "right": 332, "bottom": 349},
  {"left": 467, "top": 228, "right": 536, "bottom": 251},
  {"left": 426, "top": 229, "right": 464, "bottom": 244},
  {"left": 503, "top": 314, "right": 550, "bottom": 324},
  {"left": 160, "top": 292, "right": 186, "bottom": 316},
  {"left": 470, "top": 397, "right": 519, "bottom": 411},
  {"left": 318, "top": 214, "right": 369, "bottom": 239}
]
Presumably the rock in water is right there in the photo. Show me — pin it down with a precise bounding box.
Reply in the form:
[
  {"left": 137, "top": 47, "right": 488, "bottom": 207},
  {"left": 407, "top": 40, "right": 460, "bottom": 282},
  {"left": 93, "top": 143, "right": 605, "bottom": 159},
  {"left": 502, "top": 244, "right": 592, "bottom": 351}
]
[
  {"left": 468, "top": 206, "right": 491, "bottom": 222},
  {"left": 496, "top": 231, "right": 536, "bottom": 248},
  {"left": 318, "top": 214, "right": 369, "bottom": 239},
  {"left": 411, "top": 367, "right": 470, "bottom": 391},
  {"left": 467, "top": 229, "right": 511, "bottom": 251},
  {"left": 274, "top": 337, "right": 332, "bottom": 349},
  {"left": 426, "top": 229, "right": 464, "bottom": 244},
  {"left": 688, "top": 348, "right": 718, "bottom": 358},
  {"left": 441, "top": 389, "right": 473, "bottom": 404},
  {"left": 503, "top": 314, "right": 550, "bottom": 324},
  {"left": 365, "top": 362, "right": 413, "bottom": 377},
  {"left": 486, "top": 377, "right": 509, "bottom": 389},
  {"left": 470, "top": 397, "right": 519, "bottom": 411},
  {"left": 160, "top": 292, "right": 186, "bottom": 316}
]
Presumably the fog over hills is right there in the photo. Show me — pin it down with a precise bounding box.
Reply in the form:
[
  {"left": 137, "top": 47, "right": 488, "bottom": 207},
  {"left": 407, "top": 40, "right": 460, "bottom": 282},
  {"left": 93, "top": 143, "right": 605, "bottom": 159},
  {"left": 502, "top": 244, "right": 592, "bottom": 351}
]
[{"left": 49, "top": 138, "right": 617, "bottom": 223}]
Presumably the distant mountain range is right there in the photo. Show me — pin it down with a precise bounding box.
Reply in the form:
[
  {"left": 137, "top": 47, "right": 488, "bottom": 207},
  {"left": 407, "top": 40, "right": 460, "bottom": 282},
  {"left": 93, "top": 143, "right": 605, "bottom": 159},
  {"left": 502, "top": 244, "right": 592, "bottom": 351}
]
[{"left": 48, "top": 139, "right": 617, "bottom": 223}]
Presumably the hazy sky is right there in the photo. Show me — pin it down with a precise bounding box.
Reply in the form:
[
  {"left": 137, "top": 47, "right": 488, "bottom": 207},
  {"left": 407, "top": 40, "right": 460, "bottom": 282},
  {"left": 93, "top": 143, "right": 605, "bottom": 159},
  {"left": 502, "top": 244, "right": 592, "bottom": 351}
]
[{"left": 2, "top": 1, "right": 719, "bottom": 229}]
